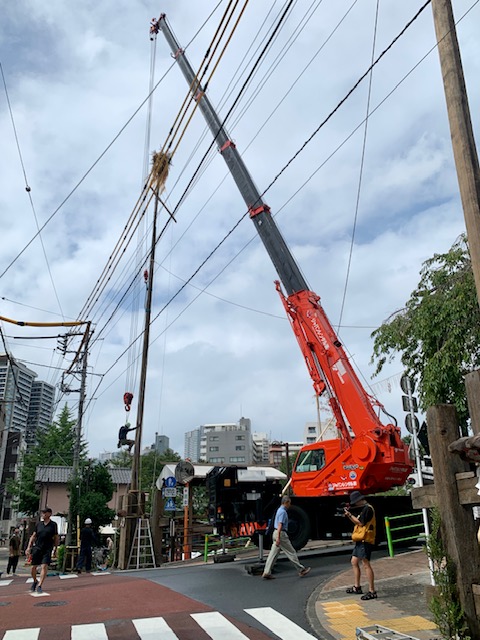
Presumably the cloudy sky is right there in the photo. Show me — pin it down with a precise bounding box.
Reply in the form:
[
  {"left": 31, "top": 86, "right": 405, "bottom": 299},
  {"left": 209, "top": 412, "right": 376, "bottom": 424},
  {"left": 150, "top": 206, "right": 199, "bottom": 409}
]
[{"left": 0, "top": 1, "right": 478, "bottom": 459}]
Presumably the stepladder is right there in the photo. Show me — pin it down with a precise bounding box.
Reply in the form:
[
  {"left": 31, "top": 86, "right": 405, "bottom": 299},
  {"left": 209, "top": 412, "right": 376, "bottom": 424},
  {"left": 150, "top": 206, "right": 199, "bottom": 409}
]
[{"left": 127, "top": 517, "right": 156, "bottom": 570}]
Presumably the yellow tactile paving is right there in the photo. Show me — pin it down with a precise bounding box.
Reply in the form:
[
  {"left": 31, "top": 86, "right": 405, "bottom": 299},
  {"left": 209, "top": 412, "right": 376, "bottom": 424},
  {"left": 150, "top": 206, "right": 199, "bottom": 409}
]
[
  {"left": 375, "top": 617, "right": 437, "bottom": 631},
  {"left": 318, "top": 601, "right": 438, "bottom": 638}
]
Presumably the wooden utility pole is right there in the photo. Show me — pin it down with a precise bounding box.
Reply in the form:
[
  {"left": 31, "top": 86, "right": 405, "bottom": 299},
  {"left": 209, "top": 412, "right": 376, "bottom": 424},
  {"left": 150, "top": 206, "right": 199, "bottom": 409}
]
[
  {"left": 431, "top": 0, "right": 480, "bottom": 304},
  {"left": 427, "top": 405, "right": 480, "bottom": 639},
  {"left": 130, "top": 192, "right": 159, "bottom": 504}
]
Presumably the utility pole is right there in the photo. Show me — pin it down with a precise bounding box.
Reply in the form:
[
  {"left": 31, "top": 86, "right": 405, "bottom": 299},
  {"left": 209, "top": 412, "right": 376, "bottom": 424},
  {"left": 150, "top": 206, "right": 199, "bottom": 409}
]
[
  {"left": 431, "top": 0, "right": 480, "bottom": 304},
  {"left": 66, "top": 323, "right": 91, "bottom": 548},
  {"left": 130, "top": 193, "right": 159, "bottom": 505}
]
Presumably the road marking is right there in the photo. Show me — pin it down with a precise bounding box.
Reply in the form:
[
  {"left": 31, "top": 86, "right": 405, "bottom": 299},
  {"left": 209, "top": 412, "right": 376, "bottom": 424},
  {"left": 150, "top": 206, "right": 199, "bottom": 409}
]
[
  {"left": 3, "top": 629, "right": 40, "bottom": 639},
  {"left": 91, "top": 571, "right": 110, "bottom": 576},
  {"left": 0, "top": 579, "right": 13, "bottom": 586},
  {"left": 71, "top": 623, "right": 109, "bottom": 640},
  {"left": 59, "top": 574, "right": 78, "bottom": 579},
  {"left": 30, "top": 591, "right": 50, "bottom": 597},
  {"left": 133, "top": 617, "right": 179, "bottom": 639},
  {"left": 245, "top": 607, "right": 317, "bottom": 639},
  {"left": 191, "top": 612, "right": 249, "bottom": 639}
]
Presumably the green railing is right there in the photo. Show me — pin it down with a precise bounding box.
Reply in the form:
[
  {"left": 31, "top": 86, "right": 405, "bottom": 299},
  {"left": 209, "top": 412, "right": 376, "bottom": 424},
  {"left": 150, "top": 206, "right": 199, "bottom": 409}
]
[
  {"left": 203, "top": 534, "right": 256, "bottom": 562},
  {"left": 384, "top": 512, "right": 426, "bottom": 557}
]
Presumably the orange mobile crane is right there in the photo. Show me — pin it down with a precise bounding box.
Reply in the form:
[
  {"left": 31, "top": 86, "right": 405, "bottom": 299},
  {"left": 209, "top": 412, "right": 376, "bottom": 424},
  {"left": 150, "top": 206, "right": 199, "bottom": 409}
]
[{"left": 158, "top": 15, "right": 414, "bottom": 547}]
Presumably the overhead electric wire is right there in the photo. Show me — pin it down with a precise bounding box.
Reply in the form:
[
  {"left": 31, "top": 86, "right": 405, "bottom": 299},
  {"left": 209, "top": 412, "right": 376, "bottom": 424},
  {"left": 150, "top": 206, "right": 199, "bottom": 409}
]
[
  {"left": 0, "top": 1, "right": 225, "bottom": 282},
  {"left": 0, "top": 62, "right": 65, "bottom": 318},
  {"left": 85, "top": 0, "right": 435, "bottom": 408}
]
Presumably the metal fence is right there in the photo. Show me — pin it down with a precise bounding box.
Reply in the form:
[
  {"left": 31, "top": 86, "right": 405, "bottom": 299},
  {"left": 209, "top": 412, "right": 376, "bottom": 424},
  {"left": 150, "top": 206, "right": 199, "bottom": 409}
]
[{"left": 384, "top": 512, "right": 426, "bottom": 557}]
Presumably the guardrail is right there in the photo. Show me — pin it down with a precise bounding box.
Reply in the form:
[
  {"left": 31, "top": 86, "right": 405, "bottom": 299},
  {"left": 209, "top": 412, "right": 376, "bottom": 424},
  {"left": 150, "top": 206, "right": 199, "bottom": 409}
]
[
  {"left": 203, "top": 534, "right": 256, "bottom": 562},
  {"left": 384, "top": 512, "right": 426, "bottom": 557}
]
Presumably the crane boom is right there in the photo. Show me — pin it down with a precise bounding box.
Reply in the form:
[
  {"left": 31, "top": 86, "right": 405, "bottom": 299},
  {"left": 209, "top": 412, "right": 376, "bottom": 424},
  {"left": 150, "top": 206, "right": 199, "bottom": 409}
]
[{"left": 158, "top": 15, "right": 413, "bottom": 496}]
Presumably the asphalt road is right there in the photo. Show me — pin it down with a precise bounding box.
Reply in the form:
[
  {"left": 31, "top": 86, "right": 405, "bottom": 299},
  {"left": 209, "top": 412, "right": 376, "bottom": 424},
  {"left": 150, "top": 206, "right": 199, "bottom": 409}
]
[
  {"left": 129, "top": 544, "right": 376, "bottom": 637},
  {"left": 0, "top": 543, "right": 392, "bottom": 639}
]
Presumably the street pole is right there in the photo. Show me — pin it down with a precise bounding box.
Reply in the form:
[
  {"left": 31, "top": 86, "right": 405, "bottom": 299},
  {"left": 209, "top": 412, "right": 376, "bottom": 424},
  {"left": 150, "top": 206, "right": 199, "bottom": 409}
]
[
  {"left": 431, "top": 0, "right": 480, "bottom": 304},
  {"left": 66, "top": 324, "right": 90, "bottom": 548},
  {"left": 130, "top": 191, "right": 159, "bottom": 504}
]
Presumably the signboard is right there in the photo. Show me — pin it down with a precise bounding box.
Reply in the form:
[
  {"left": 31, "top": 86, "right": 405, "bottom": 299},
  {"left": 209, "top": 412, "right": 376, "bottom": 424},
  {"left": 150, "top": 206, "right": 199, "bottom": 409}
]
[
  {"left": 164, "top": 476, "right": 176, "bottom": 488},
  {"left": 402, "top": 395, "right": 418, "bottom": 413},
  {"left": 183, "top": 486, "right": 189, "bottom": 507},
  {"left": 405, "top": 414, "right": 420, "bottom": 434},
  {"left": 163, "top": 488, "right": 177, "bottom": 498},
  {"left": 164, "top": 497, "right": 176, "bottom": 511},
  {"left": 400, "top": 374, "right": 414, "bottom": 394}
]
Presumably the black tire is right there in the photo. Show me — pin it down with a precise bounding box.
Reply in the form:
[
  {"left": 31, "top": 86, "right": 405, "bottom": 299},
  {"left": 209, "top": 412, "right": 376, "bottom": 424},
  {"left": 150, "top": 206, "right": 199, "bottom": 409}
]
[{"left": 287, "top": 505, "right": 311, "bottom": 550}]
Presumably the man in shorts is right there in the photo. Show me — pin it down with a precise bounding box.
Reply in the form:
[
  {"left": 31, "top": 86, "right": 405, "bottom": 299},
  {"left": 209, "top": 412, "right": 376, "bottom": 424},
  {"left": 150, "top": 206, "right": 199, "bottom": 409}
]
[
  {"left": 344, "top": 490, "right": 377, "bottom": 600},
  {"left": 26, "top": 507, "right": 59, "bottom": 594}
]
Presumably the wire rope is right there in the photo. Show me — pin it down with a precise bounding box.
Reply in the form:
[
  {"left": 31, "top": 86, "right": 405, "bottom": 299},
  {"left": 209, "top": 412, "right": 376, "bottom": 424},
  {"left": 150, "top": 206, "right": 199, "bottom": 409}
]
[{"left": 336, "top": 0, "right": 380, "bottom": 335}]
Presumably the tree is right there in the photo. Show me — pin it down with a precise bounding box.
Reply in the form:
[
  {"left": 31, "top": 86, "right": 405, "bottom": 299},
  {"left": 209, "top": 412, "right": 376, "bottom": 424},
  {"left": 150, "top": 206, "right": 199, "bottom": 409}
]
[
  {"left": 110, "top": 447, "right": 181, "bottom": 512},
  {"left": 70, "top": 462, "right": 116, "bottom": 532},
  {"left": 371, "top": 235, "right": 480, "bottom": 434},
  {"left": 13, "top": 405, "right": 86, "bottom": 515}
]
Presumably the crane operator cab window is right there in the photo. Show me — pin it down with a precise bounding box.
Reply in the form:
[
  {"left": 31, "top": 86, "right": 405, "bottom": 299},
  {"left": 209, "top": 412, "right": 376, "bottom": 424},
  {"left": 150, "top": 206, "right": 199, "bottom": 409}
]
[{"left": 295, "top": 448, "right": 325, "bottom": 473}]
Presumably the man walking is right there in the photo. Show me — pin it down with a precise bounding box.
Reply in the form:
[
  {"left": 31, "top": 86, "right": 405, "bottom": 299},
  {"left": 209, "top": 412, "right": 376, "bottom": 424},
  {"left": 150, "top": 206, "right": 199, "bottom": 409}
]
[
  {"left": 26, "top": 507, "right": 59, "bottom": 594},
  {"left": 76, "top": 518, "right": 96, "bottom": 574},
  {"left": 344, "top": 490, "right": 377, "bottom": 600},
  {"left": 262, "top": 495, "right": 311, "bottom": 580},
  {"left": 7, "top": 528, "right": 21, "bottom": 576}
]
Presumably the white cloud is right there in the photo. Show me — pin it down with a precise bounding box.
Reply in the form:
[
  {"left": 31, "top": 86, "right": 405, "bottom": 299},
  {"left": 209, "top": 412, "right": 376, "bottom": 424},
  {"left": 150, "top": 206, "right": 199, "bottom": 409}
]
[{"left": 0, "top": 1, "right": 478, "bottom": 458}]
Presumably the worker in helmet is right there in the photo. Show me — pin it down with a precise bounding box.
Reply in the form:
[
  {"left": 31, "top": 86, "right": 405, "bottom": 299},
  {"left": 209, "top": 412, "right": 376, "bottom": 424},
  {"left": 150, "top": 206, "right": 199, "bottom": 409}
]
[
  {"left": 118, "top": 423, "right": 137, "bottom": 453},
  {"left": 76, "top": 518, "right": 96, "bottom": 574}
]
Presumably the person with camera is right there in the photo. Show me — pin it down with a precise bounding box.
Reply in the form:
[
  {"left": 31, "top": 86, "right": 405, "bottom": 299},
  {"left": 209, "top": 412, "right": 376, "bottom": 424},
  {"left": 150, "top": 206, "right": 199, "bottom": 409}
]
[{"left": 343, "top": 490, "right": 377, "bottom": 600}]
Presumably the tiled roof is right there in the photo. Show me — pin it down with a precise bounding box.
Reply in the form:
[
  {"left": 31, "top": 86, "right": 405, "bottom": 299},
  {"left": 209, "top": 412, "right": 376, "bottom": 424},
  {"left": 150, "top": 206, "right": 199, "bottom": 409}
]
[{"left": 35, "top": 465, "right": 131, "bottom": 485}]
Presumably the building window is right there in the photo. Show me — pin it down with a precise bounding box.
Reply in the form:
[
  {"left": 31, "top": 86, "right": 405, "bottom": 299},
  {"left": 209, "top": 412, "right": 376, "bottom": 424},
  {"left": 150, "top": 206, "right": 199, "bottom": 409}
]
[
  {"left": 209, "top": 436, "right": 219, "bottom": 441},
  {"left": 229, "top": 456, "right": 245, "bottom": 463},
  {"left": 210, "top": 457, "right": 225, "bottom": 463},
  {"left": 308, "top": 426, "right": 316, "bottom": 433},
  {"left": 209, "top": 446, "right": 219, "bottom": 452},
  {"left": 235, "top": 435, "right": 245, "bottom": 441},
  {"left": 235, "top": 445, "right": 245, "bottom": 451}
]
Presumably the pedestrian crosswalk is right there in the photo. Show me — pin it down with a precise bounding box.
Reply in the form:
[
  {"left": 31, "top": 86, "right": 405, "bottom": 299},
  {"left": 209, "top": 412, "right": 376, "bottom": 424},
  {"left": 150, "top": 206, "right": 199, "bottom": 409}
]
[{"left": 0, "top": 608, "right": 318, "bottom": 639}]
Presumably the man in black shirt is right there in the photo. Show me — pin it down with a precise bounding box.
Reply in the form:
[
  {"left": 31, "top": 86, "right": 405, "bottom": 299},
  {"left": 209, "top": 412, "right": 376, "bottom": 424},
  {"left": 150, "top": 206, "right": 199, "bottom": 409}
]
[
  {"left": 76, "top": 518, "right": 96, "bottom": 573},
  {"left": 26, "top": 507, "right": 59, "bottom": 594},
  {"left": 118, "top": 422, "right": 137, "bottom": 453}
]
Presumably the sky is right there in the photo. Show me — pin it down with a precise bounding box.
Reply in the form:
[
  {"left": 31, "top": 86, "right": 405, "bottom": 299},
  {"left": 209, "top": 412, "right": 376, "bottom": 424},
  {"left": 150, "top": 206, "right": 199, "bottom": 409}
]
[{"left": 0, "top": 1, "right": 478, "bottom": 460}]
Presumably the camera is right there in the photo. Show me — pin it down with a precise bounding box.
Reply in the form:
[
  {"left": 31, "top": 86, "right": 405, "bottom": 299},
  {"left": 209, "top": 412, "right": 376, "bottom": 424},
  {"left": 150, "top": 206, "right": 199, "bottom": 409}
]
[{"left": 335, "top": 501, "right": 350, "bottom": 516}]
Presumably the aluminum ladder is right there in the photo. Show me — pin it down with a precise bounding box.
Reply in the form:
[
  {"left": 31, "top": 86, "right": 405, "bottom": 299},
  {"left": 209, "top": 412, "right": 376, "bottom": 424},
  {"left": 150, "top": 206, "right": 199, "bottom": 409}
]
[
  {"left": 127, "top": 517, "right": 156, "bottom": 569},
  {"left": 356, "top": 625, "right": 421, "bottom": 640}
]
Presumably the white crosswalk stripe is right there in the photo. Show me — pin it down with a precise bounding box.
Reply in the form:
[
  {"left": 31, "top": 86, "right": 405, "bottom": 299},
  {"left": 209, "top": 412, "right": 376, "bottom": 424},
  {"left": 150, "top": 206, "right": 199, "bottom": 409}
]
[
  {"left": 3, "top": 630, "right": 40, "bottom": 639},
  {"left": 0, "top": 608, "right": 317, "bottom": 639},
  {"left": 246, "top": 607, "right": 318, "bottom": 639},
  {"left": 133, "top": 617, "right": 179, "bottom": 639},
  {"left": 71, "top": 623, "right": 109, "bottom": 640},
  {"left": 191, "top": 612, "right": 250, "bottom": 639}
]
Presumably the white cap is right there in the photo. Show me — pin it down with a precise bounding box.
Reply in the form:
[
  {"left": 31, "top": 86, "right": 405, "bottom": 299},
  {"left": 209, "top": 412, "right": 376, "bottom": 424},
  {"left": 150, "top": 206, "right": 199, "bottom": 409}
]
[{"left": 84, "top": 518, "right": 92, "bottom": 524}]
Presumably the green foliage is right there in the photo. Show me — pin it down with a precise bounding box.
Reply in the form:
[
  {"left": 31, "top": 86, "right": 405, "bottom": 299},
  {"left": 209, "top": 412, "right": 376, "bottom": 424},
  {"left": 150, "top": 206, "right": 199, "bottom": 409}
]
[
  {"left": 279, "top": 454, "right": 297, "bottom": 478},
  {"left": 426, "top": 507, "right": 470, "bottom": 639},
  {"left": 69, "top": 462, "right": 116, "bottom": 534},
  {"left": 371, "top": 235, "right": 480, "bottom": 434},
  {"left": 14, "top": 405, "right": 86, "bottom": 515}
]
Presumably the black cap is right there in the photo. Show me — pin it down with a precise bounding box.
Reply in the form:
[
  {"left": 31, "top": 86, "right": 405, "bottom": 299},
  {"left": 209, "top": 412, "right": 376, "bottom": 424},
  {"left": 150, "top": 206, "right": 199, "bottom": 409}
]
[
  {"left": 41, "top": 507, "right": 52, "bottom": 514},
  {"left": 349, "top": 491, "right": 365, "bottom": 505}
]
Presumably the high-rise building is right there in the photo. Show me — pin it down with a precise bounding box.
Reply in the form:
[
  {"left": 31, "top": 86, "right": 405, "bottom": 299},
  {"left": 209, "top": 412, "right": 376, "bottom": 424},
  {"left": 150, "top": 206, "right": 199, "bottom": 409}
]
[
  {"left": 252, "top": 432, "right": 270, "bottom": 465},
  {"left": 26, "top": 380, "right": 56, "bottom": 451},
  {"left": 184, "top": 427, "right": 202, "bottom": 462},
  {"left": 153, "top": 433, "right": 169, "bottom": 455},
  {"left": 0, "top": 354, "right": 55, "bottom": 534},
  {"left": 200, "top": 417, "right": 253, "bottom": 465}
]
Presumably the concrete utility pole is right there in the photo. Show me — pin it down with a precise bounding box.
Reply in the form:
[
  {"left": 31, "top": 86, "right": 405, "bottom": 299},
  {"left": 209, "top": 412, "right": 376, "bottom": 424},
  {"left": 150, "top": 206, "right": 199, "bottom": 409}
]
[
  {"left": 66, "top": 324, "right": 91, "bottom": 547},
  {"left": 431, "top": 0, "right": 480, "bottom": 304}
]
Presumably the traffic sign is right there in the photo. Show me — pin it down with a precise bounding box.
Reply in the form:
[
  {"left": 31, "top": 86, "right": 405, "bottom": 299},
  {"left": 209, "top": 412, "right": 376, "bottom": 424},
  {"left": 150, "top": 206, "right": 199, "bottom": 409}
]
[
  {"left": 183, "top": 486, "right": 189, "bottom": 507},
  {"left": 405, "top": 414, "right": 420, "bottom": 434},
  {"left": 164, "top": 497, "right": 176, "bottom": 511},
  {"left": 163, "top": 487, "right": 177, "bottom": 498},
  {"left": 400, "top": 374, "right": 415, "bottom": 395},
  {"left": 402, "top": 395, "right": 418, "bottom": 413},
  {"left": 164, "top": 476, "right": 176, "bottom": 488}
]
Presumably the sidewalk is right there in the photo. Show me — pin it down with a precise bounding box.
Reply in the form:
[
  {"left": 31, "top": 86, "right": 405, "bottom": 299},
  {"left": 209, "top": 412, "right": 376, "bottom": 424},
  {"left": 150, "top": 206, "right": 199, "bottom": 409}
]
[{"left": 310, "top": 548, "right": 439, "bottom": 640}]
